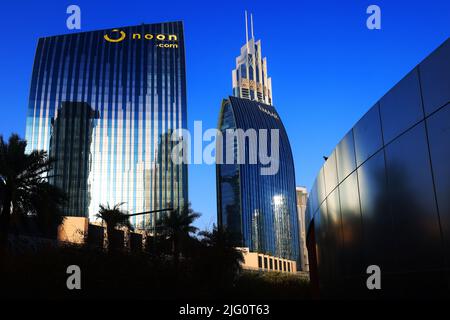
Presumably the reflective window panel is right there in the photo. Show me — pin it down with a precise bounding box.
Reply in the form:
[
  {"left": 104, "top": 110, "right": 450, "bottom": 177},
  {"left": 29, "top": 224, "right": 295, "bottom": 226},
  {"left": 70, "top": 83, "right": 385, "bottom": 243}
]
[
  {"left": 357, "top": 149, "right": 396, "bottom": 272},
  {"left": 338, "top": 172, "right": 364, "bottom": 276},
  {"left": 419, "top": 40, "right": 450, "bottom": 116},
  {"left": 326, "top": 188, "right": 344, "bottom": 283},
  {"left": 385, "top": 122, "right": 443, "bottom": 271},
  {"left": 426, "top": 104, "right": 450, "bottom": 259},
  {"left": 353, "top": 103, "right": 383, "bottom": 166},
  {"left": 379, "top": 69, "right": 424, "bottom": 144},
  {"left": 336, "top": 130, "right": 356, "bottom": 183},
  {"left": 324, "top": 150, "right": 338, "bottom": 196}
]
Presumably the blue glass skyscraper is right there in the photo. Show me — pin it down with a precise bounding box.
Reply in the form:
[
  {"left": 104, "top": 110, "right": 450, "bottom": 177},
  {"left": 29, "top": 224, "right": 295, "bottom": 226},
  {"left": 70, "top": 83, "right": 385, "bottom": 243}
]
[
  {"left": 25, "top": 22, "right": 188, "bottom": 228},
  {"left": 217, "top": 97, "right": 299, "bottom": 262},
  {"left": 216, "top": 13, "right": 299, "bottom": 263}
]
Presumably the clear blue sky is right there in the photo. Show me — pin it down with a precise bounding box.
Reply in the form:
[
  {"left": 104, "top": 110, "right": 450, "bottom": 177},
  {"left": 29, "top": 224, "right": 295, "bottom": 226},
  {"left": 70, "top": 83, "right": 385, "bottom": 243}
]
[{"left": 0, "top": 1, "right": 449, "bottom": 230}]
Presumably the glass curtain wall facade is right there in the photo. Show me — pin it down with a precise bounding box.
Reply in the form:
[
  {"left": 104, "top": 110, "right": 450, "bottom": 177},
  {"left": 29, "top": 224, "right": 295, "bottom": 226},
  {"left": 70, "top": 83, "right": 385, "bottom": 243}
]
[
  {"left": 25, "top": 22, "right": 188, "bottom": 228},
  {"left": 216, "top": 96, "right": 299, "bottom": 263},
  {"left": 306, "top": 38, "right": 450, "bottom": 298}
]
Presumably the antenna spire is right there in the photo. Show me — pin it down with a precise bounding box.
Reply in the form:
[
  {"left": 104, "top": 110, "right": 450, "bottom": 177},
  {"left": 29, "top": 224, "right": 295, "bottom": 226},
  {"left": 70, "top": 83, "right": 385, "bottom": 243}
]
[
  {"left": 245, "top": 11, "right": 249, "bottom": 52},
  {"left": 250, "top": 13, "right": 254, "bottom": 39}
]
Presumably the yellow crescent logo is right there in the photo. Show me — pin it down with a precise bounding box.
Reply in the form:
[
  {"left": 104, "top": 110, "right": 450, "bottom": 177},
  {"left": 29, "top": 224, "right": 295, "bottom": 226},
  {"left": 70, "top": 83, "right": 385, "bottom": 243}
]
[{"left": 104, "top": 29, "right": 126, "bottom": 43}]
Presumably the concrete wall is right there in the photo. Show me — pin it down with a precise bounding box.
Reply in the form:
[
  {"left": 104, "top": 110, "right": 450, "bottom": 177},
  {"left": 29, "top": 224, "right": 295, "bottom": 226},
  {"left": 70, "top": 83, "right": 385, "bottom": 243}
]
[
  {"left": 238, "top": 247, "right": 297, "bottom": 273},
  {"left": 57, "top": 217, "right": 88, "bottom": 244}
]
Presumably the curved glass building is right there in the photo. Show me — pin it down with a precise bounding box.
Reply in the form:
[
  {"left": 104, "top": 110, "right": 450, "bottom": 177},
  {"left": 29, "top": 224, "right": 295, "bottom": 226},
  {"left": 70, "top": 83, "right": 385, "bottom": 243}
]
[
  {"left": 25, "top": 22, "right": 188, "bottom": 228},
  {"left": 216, "top": 96, "right": 299, "bottom": 263},
  {"left": 306, "top": 38, "right": 450, "bottom": 298}
]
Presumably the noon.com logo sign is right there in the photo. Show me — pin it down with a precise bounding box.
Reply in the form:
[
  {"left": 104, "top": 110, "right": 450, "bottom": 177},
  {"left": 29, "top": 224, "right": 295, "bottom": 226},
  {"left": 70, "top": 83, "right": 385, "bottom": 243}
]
[{"left": 104, "top": 29, "right": 179, "bottom": 48}]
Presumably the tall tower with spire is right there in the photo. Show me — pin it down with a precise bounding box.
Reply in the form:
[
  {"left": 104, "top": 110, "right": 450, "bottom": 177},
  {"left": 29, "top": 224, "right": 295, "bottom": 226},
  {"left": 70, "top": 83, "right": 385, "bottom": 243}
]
[
  {"left": 232, "top": 11, "right": 273, "bottom": 105},
  {"left": 216, "top": 11, "right": 300, "bottom": 268}
]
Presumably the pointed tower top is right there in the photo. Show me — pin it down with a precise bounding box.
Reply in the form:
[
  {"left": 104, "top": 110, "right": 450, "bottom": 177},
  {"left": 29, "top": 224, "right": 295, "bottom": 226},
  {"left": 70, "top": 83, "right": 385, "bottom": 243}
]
[{"left": 233, "top": 11, "right": 272, "bottom": 105}]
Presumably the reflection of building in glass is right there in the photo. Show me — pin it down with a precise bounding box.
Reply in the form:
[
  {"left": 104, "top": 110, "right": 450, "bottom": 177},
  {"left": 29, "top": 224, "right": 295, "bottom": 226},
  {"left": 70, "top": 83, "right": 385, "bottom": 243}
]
[
  {"left": 49, "top": 102, "right": 97, "bottom": 217},
  {"left": 146, "top": 130, "right": 185, "bottom": 229},
  {"left": 296, "top": 186, "right": 309, "bottom": 271},
  {"left": 306, "top": 39, "right": 450, "bottom": 298},
  {"left": 272, "top": 195, "right": 292, "bottom": 259},
  {"left": 251, "top": 209, "right": 261, "bottom": 252},
  {"left": 216, "top": 97, "right": 299, "bottom": 263},
  {"left": 232, "top": 12, "right": 272, "bottom": 105},
  {"left": 25, "top": 22, "right": 188, "bottom": 228}
]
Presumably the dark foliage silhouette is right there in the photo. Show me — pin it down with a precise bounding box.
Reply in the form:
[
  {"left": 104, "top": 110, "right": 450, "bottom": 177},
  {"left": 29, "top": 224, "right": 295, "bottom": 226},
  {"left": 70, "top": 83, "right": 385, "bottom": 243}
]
[
  {"left": 0, "top": 134, "right": 66, "bottom": 255},
  {"left": 95, "top": 202, "right": 133, "bottom": 251}
]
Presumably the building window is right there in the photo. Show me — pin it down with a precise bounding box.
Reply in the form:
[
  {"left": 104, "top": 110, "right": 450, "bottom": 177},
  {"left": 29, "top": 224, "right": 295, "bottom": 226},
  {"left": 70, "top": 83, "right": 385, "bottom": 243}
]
[
  {"left": 258, "top": 256, "right": 262, "bottom": 269},
  {"left": 274, "top": 259, "right": 278, "bottom": 271},
  {"left": 288, "top": 262, "right": 291, "bottom": 272},
  {"left": 264, "top": 257, "right": 268, "bottom": 269},
  {"left": 269, "top": 258, "right": 273, "bottom": 270},
  {"left": 283, "top": 261, "right": 286, "bottom": 271},
  {"left": 279, "top": 260, "right": 282, "bottom": 271}
]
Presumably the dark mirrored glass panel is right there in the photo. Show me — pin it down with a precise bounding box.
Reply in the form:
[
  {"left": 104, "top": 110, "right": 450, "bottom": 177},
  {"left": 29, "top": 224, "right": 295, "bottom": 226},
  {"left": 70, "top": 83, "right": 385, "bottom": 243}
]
[
  {"left": 326, "top": 188, "right": 344, "bottom": 284},
  {"left": 324, "top": 150, "right": 338, "bottom": 196},
  {"left": 317, "top": 167, "right": 327, "bottom": 208},
  {"left": 357, "top": 149, "right": 396, "bottom": 272},
  {"left": 426, "top": 104, "right": 450, "bottom": 259},
  {"left": 339, "top": 172, "right": 363, "bottom": 276},
  {"left": 336, "top": 130, "right": 356, "bottom": 183},
  {"left": 310, "top": 180, "right": 318, "bottom": 215},
  {"left": 315, "top": 201, "right": 330, "bottom": 288},
  {"left": 385, "top": 123, "right": 443, "bottom": 270},
  {"left": 305, "top": 197, "right": 312, "bottom": 228},
  {"left": 379, "top": 69, "right": 424, "bottom": 144},
  {"left": 419, "top": 40, "right": 450, "bottom": 115},
  {"left": 353, "top": 104, "right": 383, "bottom": 166}
]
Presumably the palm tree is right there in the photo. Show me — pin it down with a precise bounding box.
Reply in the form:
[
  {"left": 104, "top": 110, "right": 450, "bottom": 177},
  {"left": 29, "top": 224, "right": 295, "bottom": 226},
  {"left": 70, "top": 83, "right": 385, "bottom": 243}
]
[
  {"left": 199, "top": 225, "right": 244, "bottom": 287},
  {"left": 18, "top": 181, "right": 66, "bottom": 238},
  {"left": 156, "top": 203, "right": 200, "bottom": 266},
  {"left": 95, "top": 202, "right": 133, "bottom": 251},
  {"left": 0, "top": 134, "right": 66, "bottom": 254}
]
